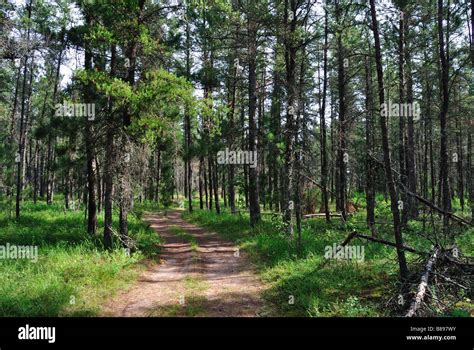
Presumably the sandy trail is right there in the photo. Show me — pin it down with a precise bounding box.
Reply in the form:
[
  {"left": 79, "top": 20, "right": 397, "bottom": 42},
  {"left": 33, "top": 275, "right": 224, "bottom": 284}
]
[{"left": 101, "top": 209, "right": 266, "bottom": 317}]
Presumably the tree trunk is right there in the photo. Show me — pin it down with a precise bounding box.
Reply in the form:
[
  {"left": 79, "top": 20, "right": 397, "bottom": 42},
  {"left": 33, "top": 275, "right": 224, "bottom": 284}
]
[
  {"left": 437, "top": 0, "right": 452, "bottom": 232},
  {"left": 320, "top": 9, "right": 330, "bottom": 222},
  {"left": 335, "top": 1, "right": 347, "bottom": 220},
  {"left": 364, "top": 54, "right": 376, "bottom": 236},
  {"left": 248, "top": 17, "right": 261, "bottom": 226},
  {"left": 103, "top": 44, "right": 117, "bottom": 250},
  {"left": 84, "top": 12, "right": 97, "bottom": 235},
  {"left": 404, "top": 10, "right": 418, "bottom": 220},
  {"left": 370, "top": 0, "right": 409, "bottom": 282},
  {"left": 398, "top": 10, "right": 407, "bottom": 225},
  {"left": 15, "top": 0, "right": 33, "bottom": 219},
  {"left": 199, "top": 156, "right": 204, "bottom": 209},
  {"left": 185, "top": 16, "right": 193, "bottom": 213},
  {"left": 282, "top": 0, "right": 298, "bottom": 235}
]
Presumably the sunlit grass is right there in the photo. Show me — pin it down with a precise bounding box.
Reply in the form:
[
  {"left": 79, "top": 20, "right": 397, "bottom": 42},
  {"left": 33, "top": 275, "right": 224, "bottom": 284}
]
[{"left": 0, "top": 199, "right": 161, "bottom": 316}]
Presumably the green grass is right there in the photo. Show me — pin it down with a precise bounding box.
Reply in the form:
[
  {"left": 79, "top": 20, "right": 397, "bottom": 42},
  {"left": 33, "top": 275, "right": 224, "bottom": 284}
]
[
  {"left": 0, "top": 199, "right": 161, "bottom": 316},
  {"left": 183, "top": 203, "right": 473, "bottom": 317}
]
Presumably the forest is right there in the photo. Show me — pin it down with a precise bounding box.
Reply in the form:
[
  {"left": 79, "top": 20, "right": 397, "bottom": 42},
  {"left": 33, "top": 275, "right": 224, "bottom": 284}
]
[{"left": 0, "top": 0, "right": 473, "bottom": 318}]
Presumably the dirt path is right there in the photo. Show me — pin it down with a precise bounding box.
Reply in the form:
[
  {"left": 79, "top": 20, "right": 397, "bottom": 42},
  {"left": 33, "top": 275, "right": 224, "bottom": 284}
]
[{"left": 101, "top": 210, "right": 267, "bottom": 317}]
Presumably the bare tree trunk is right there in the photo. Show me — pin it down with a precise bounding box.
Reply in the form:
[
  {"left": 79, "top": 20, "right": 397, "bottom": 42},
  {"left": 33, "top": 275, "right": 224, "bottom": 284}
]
[
  {"left": 282, "top": 0, "right": 297, "bottom": 235},
  {"left": 469, "top": 131, "right": 474, "bottom": 223},
  {"left": 103, "top": 44, "right": 117, "bottom": 249},
  {"left": 185, "top": 15, "right": 193, "bottom": 213},
  {"left": 335, "top": 0, "right": 347, "bottom": 220},
  {"left": 15, "top": 0, "right": 33, "bottom": 219},
  {"left": 320, "top": 9, "right": 330, "bottom": 222},
  {"left": 248, "top": 17, "right": 261, "bottom": 226},
  {"left": 207, "top": 156, "right": 213, "bottom": 210},
  {"left": 471, "top": 0, "right": 474, "bottom": 67},
  {"left": 199, "top": 156, "right": 204, "bottom": 209},
  {"left": 213, "top": 158, "right": 220, "bottom": 214},
  {"left": 118, "top": 0, "right": 145, "bottom": 244},
  {"left": 84, "top": 12, "right": 97, "bottom": 235},
  {"left": 96, "top": 156, "right": 102, "bottom": 213},
  {"left": 364, "top": 54, "right": 376, "bottom": 236},
  {"left": 404, "top": 9, "right": 418, "bottom": 220},
  {"left": 227, "top": 67, "right": 237, "bottom": 213},
  {"left": 398, "top": 10, "right": 408, "bottom": 225},
  {"left": 437, "top": 0, "right": 452, "bottom": 232},
  {"left": 270, "top": 39, "right": 282, "bottom": 212},
  {"left": 33, "top": 142, "right": 38, "bottom": 204},
  {"left": 46, "top": 45, "right": 64, "bottom": 206},
  {"left": 370, "top": 0, "right": 409, "bottom": 282}
]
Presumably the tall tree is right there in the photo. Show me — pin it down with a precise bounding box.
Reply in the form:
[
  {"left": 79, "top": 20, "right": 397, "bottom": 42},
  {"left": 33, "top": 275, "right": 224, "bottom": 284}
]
[
  {"left": 247, "top": 6, "right": 261, "bottom": 227},
  {"left": 370, "top": 0, "right": 409, "bottom": 282},
  {"left": 437, "top": 0, "right": 452, "bottom": 232}
]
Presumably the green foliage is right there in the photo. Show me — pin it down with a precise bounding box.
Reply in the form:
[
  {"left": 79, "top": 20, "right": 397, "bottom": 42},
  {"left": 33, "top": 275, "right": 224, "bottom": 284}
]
[{"left": 132, "top": 68, "right": 195, "bottom": 144}]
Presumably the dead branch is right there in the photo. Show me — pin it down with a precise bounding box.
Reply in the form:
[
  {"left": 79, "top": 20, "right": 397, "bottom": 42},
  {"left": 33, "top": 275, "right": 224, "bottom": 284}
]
[
  {"left": 110, "top": 227, "right": 138, "bottom": 251},
  {"left": 336, "top": 231, "right": 428, "bottom": 255},
  {"left": 368, "top": 153, "right": 473, "bottom": 227},
  {"left": 432, "top": 271, "right": 469, "bottom": 290},
  {"left": 301, "top": 173, "right": 335, "bottom": 195},
  {"left": 441, "top": 252, "right": 474, "bottom": 273},
  {"left": 303, "top": 213, "right": 343, "bottom": 218},
  {"left": 340, "top": 231, "right": 358, "bottom": 247},
  {"left": 406, "top": 247, "right": 441, "bottom": 317},
  {"left": 353, "top": 233, "right": 429, "bottom": 255}
]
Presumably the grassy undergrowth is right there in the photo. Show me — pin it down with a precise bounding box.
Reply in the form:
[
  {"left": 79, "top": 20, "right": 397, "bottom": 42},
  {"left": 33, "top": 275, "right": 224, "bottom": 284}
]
[
  {"left": 0, "top": 199, "right": 161, "bottom": 316},
  {"left": 183, "top": 201, "right": 473, "bottom": 317}
]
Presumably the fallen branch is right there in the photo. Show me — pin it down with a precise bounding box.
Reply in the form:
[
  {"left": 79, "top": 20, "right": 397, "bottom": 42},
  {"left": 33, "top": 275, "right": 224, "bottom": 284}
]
[
  {"left": 432, "top": 271, "right": 469, "bottom": 290},
  {"left": 303, "top": 213, "right": 343, "bottom": 219},
  {"left": 336, "top": 231, "right": 427, "bottom": 256},
  {"left": 340, "top": 231, "right": 358, "bottom": 247},
  {"left": 406, "top": 247, "right": 440, "bottom": 317},
  {"left": 301, "top": 173, "right": 335, "bottom": 195},
  {"left": 368, "top": 153, "right": 473, "bottom": 227},
  {"left": 318, "top": 231, "right": 358, "bottom": 268},
  {"left": 404, "top": 189, "right": 472, "bottom": 227},
  {"left": 353, "top": 233, "right": 428, "bottom": 255},
  {"left": 110, "top": 227, "right": 138, "bottom": 251},
  {"left": 441, "top": 253, "right": 474, "bottom": 273}
]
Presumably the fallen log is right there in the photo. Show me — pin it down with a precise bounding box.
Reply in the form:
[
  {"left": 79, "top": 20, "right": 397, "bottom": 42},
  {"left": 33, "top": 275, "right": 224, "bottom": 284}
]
[
  {"left": 406, "top": 247, "right": 441, "bottom": 317},
  {"left": 303, "top": 213, "right": 343, "bottom": 218}
]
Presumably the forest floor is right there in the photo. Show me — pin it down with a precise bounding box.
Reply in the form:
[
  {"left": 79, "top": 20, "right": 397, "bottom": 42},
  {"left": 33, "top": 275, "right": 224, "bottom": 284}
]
[{"left": 101, "top": 209, "right": 268, "bottom": 316}]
